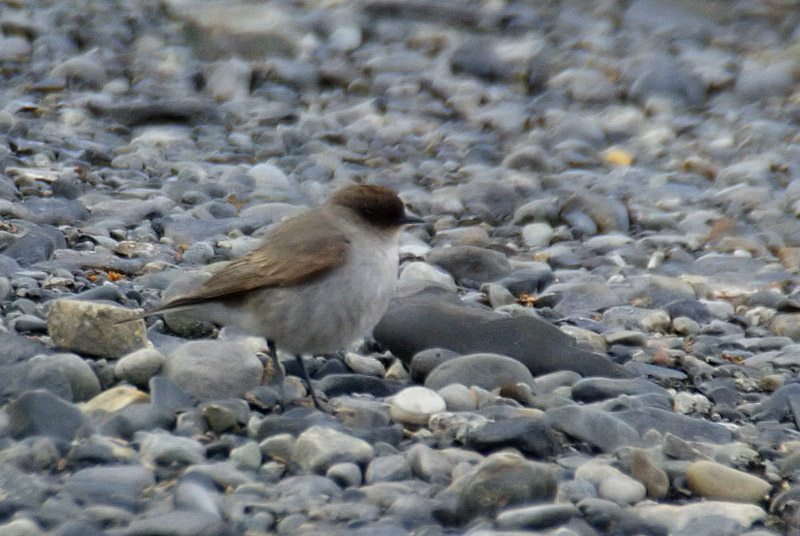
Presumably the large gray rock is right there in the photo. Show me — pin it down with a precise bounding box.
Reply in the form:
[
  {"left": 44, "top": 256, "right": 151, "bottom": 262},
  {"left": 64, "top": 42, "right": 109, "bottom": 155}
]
[
  {"left": 424, "top": 353, "right": 536, "bottom": 391},
  {"left": 6, "top": 389, "right": 85, "bottom": 441},
  {"left": 164, "top": 340, "right": 263, "bottom": 400},
  {"left": 291, "top": 425, "right": 374, "bottom": 473},
  {"left": 375, "top": 291, "right": 631, "bottom": 378},
  {"left": 434, "top": 452, "right": 557, "bottom": 525}
]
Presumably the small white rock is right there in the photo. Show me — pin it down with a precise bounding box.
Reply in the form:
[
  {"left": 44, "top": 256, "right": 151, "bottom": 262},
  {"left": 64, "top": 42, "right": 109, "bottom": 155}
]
[
  {"left": 344, "top": 352, "right": 386, "bottom": 377},
  {"left": 399, "top": 261, "right": 457, "bottom": 291},
  {"left": 522, "top": 222, "right": 555, "bottom": 248},
  {"left": 390, "top": 386, "right": 446, "bottom": 426}
]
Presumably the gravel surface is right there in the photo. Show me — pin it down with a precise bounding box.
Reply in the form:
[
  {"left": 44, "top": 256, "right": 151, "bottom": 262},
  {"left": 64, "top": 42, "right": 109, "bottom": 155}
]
[{"left": 2, "top": 0, "right": 800, "bottom": 535}]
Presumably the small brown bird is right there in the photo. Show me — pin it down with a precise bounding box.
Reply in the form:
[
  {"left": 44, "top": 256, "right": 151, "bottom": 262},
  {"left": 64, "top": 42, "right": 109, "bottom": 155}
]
[{"left": 142, "top": 184, "right": 421, "bottom": 408}]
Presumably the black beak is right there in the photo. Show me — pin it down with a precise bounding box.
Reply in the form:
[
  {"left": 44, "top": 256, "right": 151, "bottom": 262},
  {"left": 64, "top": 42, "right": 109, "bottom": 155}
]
[{"left": 400, "top": 215, "right": 424, "bottom": 225}]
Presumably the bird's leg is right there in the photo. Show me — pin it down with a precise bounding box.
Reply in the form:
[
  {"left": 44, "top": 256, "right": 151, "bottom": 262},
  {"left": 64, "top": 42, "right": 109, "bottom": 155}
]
[
  {"left": 266, "top": 339, "right": 285, "bottom": 411},
  {"left": 295, "top": 354, "right": 322, "bottom": 410}
]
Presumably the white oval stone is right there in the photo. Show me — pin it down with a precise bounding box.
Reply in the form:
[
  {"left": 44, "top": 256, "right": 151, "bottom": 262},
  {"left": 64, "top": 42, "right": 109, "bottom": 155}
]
[{"left": 390, "top": 386, "right": 446, "bottom": 426}]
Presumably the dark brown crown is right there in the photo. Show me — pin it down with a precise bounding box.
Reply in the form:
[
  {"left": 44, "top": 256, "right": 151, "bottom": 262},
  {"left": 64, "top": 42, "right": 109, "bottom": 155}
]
[{"left": 330, "top": 185, "right": 415, "bottom": 228}]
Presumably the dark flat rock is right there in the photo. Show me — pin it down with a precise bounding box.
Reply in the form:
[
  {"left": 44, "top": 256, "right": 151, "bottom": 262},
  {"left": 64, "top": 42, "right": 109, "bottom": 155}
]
[
  {"left": 7, "top": 389, "right": 85, "bottom": 440},
  {"left": 613, "top": 407, "right": 732, "bottom": 444},
  {"left": 546, "top": 405, "right": 641, "bottom": 452},
  {"left": 571, "top": 378, "right": 671, "bottom": 403},
  {"left": 375, "top": 298, "right": 631, "bottom": 378},
  {"left": 465, "top": 417, "right": 561, "bottom": 458}
]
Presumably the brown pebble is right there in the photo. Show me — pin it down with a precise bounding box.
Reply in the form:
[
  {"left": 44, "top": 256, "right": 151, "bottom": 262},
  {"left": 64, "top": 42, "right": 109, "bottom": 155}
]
[{"left": 630, "top": 448, "right": 670, "bottom": 499}]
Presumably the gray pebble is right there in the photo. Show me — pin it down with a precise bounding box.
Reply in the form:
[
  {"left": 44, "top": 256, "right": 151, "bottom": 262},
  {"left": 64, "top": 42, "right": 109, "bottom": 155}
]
[
  {"left": 291, "top": 426, "right": 374, "bottom": 473},
  {"left": 164, "top": 341, "right": 263, "bottom": 400},
  {"left": 365, "top": 454, "right": 413, "bottom": 484},
  {"left": 326, "top": 462, "right": 363, "bottom": 488},
  {"left": 114, "top": 348, "right": 166, "bottom": 388},
  {"left": 7, "top": 389, "right": 84, "bottom": 440}
]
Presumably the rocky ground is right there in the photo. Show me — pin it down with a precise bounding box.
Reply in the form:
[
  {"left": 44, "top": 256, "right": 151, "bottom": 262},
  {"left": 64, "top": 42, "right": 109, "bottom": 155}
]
[{"left": 1, "top": 0, "right": 800, "bottom": 534}]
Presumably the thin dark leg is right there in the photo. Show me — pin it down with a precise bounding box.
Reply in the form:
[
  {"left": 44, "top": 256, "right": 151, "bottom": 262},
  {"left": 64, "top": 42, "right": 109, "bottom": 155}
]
[
  {"left": 267, "top": 339, "right": 285, "bottom": 411},
  {"left": 295, "top": 354, "right": 322, "bottom": 410}
]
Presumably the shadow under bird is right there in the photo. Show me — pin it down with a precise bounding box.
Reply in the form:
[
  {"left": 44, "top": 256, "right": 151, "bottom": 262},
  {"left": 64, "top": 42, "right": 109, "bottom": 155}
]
[{"left": 132, "top": 184, "right": 422, "bottom": 408}]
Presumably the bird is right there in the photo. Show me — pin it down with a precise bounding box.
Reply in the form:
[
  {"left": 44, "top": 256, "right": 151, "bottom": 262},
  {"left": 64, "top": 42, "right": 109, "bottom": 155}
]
[{"left": 134, "top": 184, "right": 422, "bottom": 408}]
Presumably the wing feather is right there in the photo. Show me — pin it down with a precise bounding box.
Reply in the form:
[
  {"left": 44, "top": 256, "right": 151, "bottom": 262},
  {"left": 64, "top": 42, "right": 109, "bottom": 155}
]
[{"left": 154, "top": 212, "right": 349, "bottom": 312}]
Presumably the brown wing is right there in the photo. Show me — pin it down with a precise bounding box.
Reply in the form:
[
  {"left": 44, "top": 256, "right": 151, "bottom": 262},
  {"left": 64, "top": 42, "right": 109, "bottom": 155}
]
[{"left": 154, "top": 211, "right": 349, "bottom": 312}]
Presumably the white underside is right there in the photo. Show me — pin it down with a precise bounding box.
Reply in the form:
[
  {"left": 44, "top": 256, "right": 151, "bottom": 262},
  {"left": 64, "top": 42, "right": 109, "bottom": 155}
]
[{"left": 195, "top": 230, "right": 399, "bottom": 355}]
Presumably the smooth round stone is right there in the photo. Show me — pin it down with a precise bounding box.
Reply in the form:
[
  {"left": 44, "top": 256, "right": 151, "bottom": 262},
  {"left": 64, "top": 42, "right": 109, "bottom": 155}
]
[
  {"left": 406, "top": 443, "right": 454, "bottom": 486},
  {"left": 4, "top": 227, "right": 61, "bottom": 267},
  {"left": 434, "top": 225, "right": 491, "bottom": 247},
  {"left": 465, "top": 417, "right": 560, "bottom": 458},
  {"left": 246, "top": 162, "right": 290, "bottom": 190},
  {"left": 434, "top": 452, "right": 556, "bottom": 524},
  {"left": 258, "top": 461, "right": 285, "bottom": 483},
  {"left": 365, "top": 454, "right": 413, "bottom": 484},
  {"left": 410, "top": 348, "right": 460, "bottom": 383},
  {"left": 673, "top": 316, "right": 701, "bottom": 335},
  {"left": 375, "top": 299, "right": 630, "bottom": 378},
  {"left": 603, "top": 330, "right": 647, "bottom": 346},
  {"left": 385, "top": 494, "right": 437, "bottom": 529},
  {"left": 28, "top": 353, "right": 100, "bottom": 402},
  {"left": 639, "top": 310, "right": 671, "bottom": 332},
  {"left": 291, "top": 425, "right": 374, "bottom": 473},
  {"left": 184, "top": 462, "right": 253, "bottom": 490},
  {"left": 575, "top": 461, "right": 646, "bottom": 505},
  {"left": 259, "top": 433, "right": 295, "bottom": 463},
  {"left": 545, "top": 405, "right": 641, "bottom": 452},
  {"left": 493, "top": 265, "right": 553, "bottom": 296},
  {"left": 344, "top": 352, "right": 386, "bottom": 377},
  {"left": 549, "top": 67, "right": 617, "bottom": 102},
  {"left": 135, "top": 431, "right": 206, "bottom": 468},
  {"left": 115, "top": 348, "right": 166, "bottom": 388},
  {"left": 437, "top": 384, "right": 477, "bottom": 411},
  {"left": 399, "top": 261, "right": 457, "bottom": 291},
  {"left": 115, "top": 511, "right": 224, "bottom": 536},
  {"left": 496, "top": 503, "right": 580, "bottom": 529},
  {"left": 390, "top": 386, "right": 446, "bottom": 426},
  {"left": 98, "top": 403, "right": 174, "bottom": 440},
  {"left": 174, "top": 479, "right": 223, "bottom": 518},
  {"left": 201, "top": 399, "right": 249, "bottom": 433},
  {"left": 483, "top": 283, "right": 517, "bottom": 308},
  {"left": 230, "top": 441, "right": 262, "bottom": 471},
  {"left": 533, "top": 370, "right": 582, "bottom": 393},
  {"left": 598, "top": 473, "right": 646, "bottom": 506},
  {"left": 770, "top": 314, "right": 800, "bottom": 341},
  {"left": 613, "top": 407, "right": 731, "bottom": 444},
  {"left": 326, "top": 462, "right": 362, "bottom": 488},
  {"left": 11, "top": 314, "right": 48, "bottom": 333},
  {"left": 255, "top": 407, "right": 337, "bottom": 439},
  {"left": 630, "top": 448, "right": 669, "bottom": 499},
  {"left": 46, "top": 300, "right": 147, "bottom": 359},
  {"left": 571, "top": 378, "right": 670, "bottom": 403},
  {"left": 633, "top": 501, "right": 766, "bottom": 534},
  {"left": 7, "top": 389, "right": 85, "bottom": 441},
  {"left": 164, "top": 340, "right": 263, "bottom": 400},
  {"left": 384, "top": 359, "right": 409, "bottom": 381},
  {"left": 673, "top": 392, "right": 712, "bottom": 414},
  {"left": 316, "top": 373, "right": 398, "bottom": 398},
  {"left": 329, "top": 25, "right": 361, "bottom": 51},
  {"left": 426, "top": 246, "right": 512, "bottom": 287},
  {"left": 425, "top": 353, "right": 535, "bottom": 391},
  {"left": 522, "top": 222, "right": 554, "bottom": 248},
  {"left": 0, "top": 519, "right": 44, "bottom": 536},
  {"left": 685, "top": 461, "right": 771, "bottom": 503},
  {"left": 735, "top": 58, "right": 795, "bottom": 100},
  {"left": 64, "top": 465, "right": 155, "bottom": 510}
]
